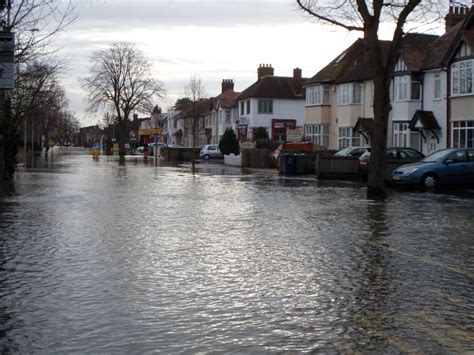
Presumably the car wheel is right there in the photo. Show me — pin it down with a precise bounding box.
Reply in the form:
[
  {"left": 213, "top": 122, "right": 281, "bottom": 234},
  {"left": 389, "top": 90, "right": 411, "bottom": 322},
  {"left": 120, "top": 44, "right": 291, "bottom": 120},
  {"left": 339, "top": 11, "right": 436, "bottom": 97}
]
[
  {"left": 203, "top": 154, "right": 210, "bottom": 160},
  {"left": 421, "top": 173, "right": 438, "bottom": 191}
]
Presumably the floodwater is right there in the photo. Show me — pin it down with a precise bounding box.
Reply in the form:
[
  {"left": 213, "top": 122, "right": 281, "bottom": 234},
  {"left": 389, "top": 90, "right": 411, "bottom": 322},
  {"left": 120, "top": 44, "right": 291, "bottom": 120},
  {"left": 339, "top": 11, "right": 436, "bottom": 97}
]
[{"left": 0, "top": 152, "right": 473, "bottom": 353}]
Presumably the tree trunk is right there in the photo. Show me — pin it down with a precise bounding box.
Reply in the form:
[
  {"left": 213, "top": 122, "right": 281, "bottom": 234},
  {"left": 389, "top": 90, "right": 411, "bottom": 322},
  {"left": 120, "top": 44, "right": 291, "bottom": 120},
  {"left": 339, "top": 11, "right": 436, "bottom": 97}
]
[
  {"left": 192, "top": 124, "right": 196, "bottom": 175},
  {"left": 118, "top": 118, "right": 127, "bottom": 159},
  {"left": 367, "top": 73, "right": 391, "bottom": 200}
]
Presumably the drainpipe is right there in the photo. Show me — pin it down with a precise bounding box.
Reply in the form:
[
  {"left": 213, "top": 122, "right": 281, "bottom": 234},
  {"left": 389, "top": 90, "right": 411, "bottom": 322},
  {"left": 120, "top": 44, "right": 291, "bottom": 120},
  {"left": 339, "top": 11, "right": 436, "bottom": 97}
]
[
  {"left": 420, "top": 74, "right": 424, "bottom": 153},
  {"left": 441, "top": 66, "right": 450, "bottom": 148}
]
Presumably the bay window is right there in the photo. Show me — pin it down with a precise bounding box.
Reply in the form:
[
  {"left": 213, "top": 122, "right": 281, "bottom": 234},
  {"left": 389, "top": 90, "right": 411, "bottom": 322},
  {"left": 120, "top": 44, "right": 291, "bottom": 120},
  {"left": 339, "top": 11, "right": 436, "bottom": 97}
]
[
  {"left": 393, "top": 123, "right": 410, "bottom": 147},
  {"left": 338, "top": 83, "right": 362, "bottom": 105},
  {"left": 452, "top": 60, "right": 473, "bottom": 96},
  {"left": 305, "top": 124, "right": 329, "bottom": 146},
  {"left": 452, "top": 121, "right": 474, "bottom": 148},
  {"left": 306, "top": 85, "right": 330, "bottom": 106},
  {"left": 338, "top": 127, "right": 361, "bottom": 149},
  {"left": 394, "top": 75, "right": 420, "bottom": 101}
]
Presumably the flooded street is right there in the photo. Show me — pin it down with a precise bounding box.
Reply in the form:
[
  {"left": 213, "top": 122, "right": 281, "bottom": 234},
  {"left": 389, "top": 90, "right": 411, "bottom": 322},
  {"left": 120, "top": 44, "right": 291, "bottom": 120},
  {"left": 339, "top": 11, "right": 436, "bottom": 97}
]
[{"left": 0, "top": 153, "right": 473, "bottom": 353}]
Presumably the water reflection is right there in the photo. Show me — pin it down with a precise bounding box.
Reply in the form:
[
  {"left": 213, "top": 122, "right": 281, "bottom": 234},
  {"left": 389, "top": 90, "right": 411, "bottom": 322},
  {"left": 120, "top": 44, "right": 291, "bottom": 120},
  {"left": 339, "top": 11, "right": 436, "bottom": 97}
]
[{"left": 0, "top": 155, "right": 473, "bottom": 353}]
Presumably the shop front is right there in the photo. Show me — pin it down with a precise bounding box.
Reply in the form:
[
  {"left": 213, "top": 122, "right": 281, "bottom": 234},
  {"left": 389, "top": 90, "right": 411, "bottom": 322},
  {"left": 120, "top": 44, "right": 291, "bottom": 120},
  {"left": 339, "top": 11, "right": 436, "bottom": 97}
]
[
  {"left": 139, "top": 128, "right": 163, "bottom": 146},
  {"left": 271, "top": 119, "right": 296, "bottom": 142}
]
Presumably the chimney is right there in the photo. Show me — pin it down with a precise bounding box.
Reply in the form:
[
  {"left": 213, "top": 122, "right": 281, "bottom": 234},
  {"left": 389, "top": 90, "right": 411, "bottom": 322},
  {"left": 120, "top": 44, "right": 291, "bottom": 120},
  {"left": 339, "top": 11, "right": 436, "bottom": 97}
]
[
  {"left": 221, "top": 79, "right": 234, "bottom": 93},
  {"left": 445, "top": 1, "right": 468, "bottom": 32},
  {"left": 292, "top": 68, "right": 303, "bottom": 94},
  {"left": 257, "top": 64, "right": 274, "bottom": 80}
]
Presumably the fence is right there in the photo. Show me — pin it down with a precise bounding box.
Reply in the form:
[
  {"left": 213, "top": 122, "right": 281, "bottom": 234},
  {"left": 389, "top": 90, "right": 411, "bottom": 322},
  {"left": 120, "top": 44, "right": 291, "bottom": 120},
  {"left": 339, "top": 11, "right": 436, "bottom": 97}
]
[
  {"left": 317, "top": 156, "right": 363, "bottom": 179},
  {"left": 317, "top": 156, "right": 420, "bottom": 181},
  {"left": 241, "top": 148, "right": 275, "bottom": 169},
  {"left": 163, "top": 147, "right": 200, "bottom": 162}
]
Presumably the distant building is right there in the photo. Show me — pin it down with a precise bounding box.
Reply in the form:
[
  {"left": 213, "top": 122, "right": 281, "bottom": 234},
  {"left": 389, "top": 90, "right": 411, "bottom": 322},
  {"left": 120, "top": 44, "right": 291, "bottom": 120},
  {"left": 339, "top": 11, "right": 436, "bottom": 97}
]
[{"left": 237, "top": 64, "right": 306, "bottom": 142}]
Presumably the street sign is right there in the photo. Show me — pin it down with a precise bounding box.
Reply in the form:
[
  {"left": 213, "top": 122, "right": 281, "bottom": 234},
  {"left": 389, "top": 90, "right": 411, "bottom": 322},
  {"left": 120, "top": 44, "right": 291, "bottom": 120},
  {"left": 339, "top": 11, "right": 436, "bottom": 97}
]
[{"left": 286, "top": 128, "right": 303, "bottom": 142}]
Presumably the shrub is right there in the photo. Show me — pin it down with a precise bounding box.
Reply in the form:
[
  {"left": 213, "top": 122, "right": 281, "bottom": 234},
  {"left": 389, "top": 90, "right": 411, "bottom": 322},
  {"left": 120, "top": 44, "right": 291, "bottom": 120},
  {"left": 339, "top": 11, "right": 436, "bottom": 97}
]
[
  {"left": 219, "top": 128, "right": 240, "bottom": 155},
  {"left": 254, "top": 126, "right": 269, "bottom": 140},
  {"left": 255, "top": 139, "right": 280, "bottom": 150}
]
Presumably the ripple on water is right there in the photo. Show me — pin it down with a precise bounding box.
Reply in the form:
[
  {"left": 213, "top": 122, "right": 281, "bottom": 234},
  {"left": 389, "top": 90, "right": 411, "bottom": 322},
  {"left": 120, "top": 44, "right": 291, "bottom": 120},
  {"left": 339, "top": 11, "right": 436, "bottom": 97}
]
[{"left": 0, "top": 155, "right": 473, "bottom": 353}]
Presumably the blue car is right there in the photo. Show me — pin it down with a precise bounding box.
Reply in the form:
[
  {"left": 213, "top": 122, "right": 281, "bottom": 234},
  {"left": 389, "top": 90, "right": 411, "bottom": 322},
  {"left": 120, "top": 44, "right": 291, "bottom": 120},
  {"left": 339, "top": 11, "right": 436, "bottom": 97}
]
[{"left": 392, "top": 148, "right": 474, "bottom": 190}]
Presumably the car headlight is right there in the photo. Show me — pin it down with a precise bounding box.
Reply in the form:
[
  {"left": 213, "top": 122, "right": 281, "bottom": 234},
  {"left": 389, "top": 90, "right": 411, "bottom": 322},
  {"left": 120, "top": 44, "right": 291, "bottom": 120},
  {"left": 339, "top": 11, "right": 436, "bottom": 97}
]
[{"left": 401, "top": 167, "right": 418, "bottom": 174}]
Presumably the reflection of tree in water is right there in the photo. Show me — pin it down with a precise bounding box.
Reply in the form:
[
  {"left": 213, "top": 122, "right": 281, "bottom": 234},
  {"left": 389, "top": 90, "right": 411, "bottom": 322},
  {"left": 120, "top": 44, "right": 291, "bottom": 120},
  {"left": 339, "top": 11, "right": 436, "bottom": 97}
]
[
  {"left": 0, "top": 243, "right": 19, "bottom": 353},
  {"left": 350, "top": 201, "right": 396, "bottom": 352},
  {"left": 0, "top": 306, "right": 18, "bottom": 355}
]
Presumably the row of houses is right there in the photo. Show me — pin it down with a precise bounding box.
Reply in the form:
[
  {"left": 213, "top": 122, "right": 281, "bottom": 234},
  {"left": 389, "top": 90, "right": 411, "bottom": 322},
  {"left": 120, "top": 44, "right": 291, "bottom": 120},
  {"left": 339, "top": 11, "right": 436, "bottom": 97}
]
[{"left": 141, "top": 4, "right": 474, "bottom": 156}]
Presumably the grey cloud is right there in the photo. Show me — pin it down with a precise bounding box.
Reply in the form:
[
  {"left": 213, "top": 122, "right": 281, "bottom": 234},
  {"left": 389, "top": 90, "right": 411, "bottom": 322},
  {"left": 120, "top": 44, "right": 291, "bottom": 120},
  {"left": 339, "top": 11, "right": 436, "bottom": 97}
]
[{"left": 74, "top": 1, "right": 302, "bottom": 30}]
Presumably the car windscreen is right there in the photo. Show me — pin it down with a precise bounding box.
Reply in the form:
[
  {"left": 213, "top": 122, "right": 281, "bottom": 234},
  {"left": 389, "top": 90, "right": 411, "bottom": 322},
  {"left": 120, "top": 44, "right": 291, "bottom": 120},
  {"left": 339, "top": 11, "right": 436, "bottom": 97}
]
[
  {"left": 334, "top": 147, "right": 351, "bottom": 156},
  {"left": 422, "top": 150, "right": 450, "bottom": 162}
]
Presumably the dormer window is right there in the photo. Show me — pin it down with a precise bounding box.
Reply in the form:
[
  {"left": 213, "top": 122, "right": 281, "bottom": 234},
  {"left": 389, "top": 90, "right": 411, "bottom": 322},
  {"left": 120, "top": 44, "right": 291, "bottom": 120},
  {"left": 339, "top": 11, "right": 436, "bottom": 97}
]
[
  {"left": 452, "top": 60, "right": 473, "bottom": 96},
  {"left": 306, "top": 85, "right": 330, "bottom": 106},
  {"left": 338, "top": 83, "right": 362, "bottom": 105}
]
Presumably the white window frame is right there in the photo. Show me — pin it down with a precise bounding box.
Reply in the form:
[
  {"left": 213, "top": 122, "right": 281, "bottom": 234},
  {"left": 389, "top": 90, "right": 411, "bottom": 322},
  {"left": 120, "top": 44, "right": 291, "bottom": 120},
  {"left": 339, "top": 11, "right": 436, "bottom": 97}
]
[
  {"left": 338, "top": 127, "right": 360, "bottom": 149},
  {"left": 394, "top": 75, "right": 421, "bottom": 102},
  {"left": 394, "top": 76, "right": 409, "bottom": 101},
  {"left": 338, "top": 83, "right": 362, "bottom": 105},
  {"left": 452, "top": 120, "right": 474, "bottom": 148},
  {"left": 257, "top": 99, "right": 273, "bottom": 114},
  {"left": 393, "top": 122, "right": 410, "bottom": 147},
  {"left": 451, "top": 60, "right": 473, "bottom": 96},
  {"left": 305, "top": 85, "right": 330, "bottom": 106},
  {"left": 305, "top": 124, "right": 329, "bottom": 146}
]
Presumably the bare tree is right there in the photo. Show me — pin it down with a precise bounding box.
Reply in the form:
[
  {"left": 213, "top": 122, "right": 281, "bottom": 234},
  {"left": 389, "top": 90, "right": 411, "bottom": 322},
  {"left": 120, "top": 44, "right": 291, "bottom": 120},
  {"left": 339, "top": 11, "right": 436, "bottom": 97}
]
[
  {"left": 296, "top": 0, "right": 444, "bottom": 199},
  {"left": 2, "top": 0, "right": 77, "bottom": 63},
  {"left": 0, "top": 1, "right": 76, "bottom": 179},
  {"left": 57, "top": 111, "right": 79, "bottom": 146},
  {"left": 16, "top": 61, "right": 72, "bottom": 151},
  {"left": 175, "top": 76, "right": 207, "bottom": 174},
  {"left": 82, "top": 42, "right": 166, "bottom": 159},
  {"left": 15, "top": 58, "right": 67, "bottom": 148}
]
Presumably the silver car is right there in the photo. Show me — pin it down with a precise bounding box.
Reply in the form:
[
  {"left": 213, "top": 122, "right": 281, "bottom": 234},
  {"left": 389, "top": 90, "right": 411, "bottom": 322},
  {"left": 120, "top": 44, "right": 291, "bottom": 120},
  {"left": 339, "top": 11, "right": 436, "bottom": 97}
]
[{"left": 199, "top": 144, "right": 223, "bottom": 160}]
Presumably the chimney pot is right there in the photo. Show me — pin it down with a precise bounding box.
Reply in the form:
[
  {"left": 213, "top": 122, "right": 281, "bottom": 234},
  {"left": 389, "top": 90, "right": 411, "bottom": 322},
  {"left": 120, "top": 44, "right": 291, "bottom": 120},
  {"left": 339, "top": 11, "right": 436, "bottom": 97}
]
[
  {"left": 221, "top": 79, "right": 234, "bottom": 93},
  {"left": 445, "top": 2, "right": 468, "bottom": 32},
  {"left": 257, "top": 64, "right": 274, "bottom": 80}
]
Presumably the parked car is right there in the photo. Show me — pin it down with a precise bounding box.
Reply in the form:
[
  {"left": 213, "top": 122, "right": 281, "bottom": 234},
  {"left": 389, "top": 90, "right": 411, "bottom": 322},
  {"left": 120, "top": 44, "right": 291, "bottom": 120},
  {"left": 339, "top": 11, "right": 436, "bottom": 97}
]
[
  {"left": 392, "top": 148, "right": 474, "bottom": 190},
  {"left": 359, "top": 147, "right": 424, "bottom": 166},
  {"left": 148, "top": 142, "right": 168, "bottom": 156},
  {"left": 334, "top": 146, "right": 370, "bottom": 158},
  {"left": 199, "top": 144, "right": 223, "bottom": 160}
]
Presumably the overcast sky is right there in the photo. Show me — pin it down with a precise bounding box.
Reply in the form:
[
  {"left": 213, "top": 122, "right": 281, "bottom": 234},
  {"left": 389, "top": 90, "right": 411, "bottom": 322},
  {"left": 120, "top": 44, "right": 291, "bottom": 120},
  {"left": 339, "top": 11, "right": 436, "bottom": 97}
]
[{"left": 55, "top": 0, "right": 446, "bottom": 127}]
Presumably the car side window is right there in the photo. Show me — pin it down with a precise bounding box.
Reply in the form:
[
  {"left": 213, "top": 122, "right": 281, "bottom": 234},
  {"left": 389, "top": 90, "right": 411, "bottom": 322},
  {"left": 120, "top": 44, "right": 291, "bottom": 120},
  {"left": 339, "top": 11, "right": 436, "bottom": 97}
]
[
  {"left": 447, "top": 150, "right": 466, "bottom": 163},
  {"left": 349, "top": 149, "right": 364, "bottom": 157},
  {"left": 386, "top": 150, "right": 397, "bottom": 158},
  {"left": 468, "top": 150, "right": 474, "bottom": 161},
  {"left": 208, "top": 145, "right": 215, "bottom": 151}
]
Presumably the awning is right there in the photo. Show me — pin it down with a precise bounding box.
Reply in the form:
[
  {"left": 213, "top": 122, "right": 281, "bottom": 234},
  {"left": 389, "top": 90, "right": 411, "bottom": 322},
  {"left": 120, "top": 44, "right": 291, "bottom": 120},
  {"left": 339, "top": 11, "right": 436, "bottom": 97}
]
[
  {"left": 353, "top": 117, "right": 373, "bottom": 145},
  {"left": 409, "top": 110, "right": 441, "bottom": 143}
]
